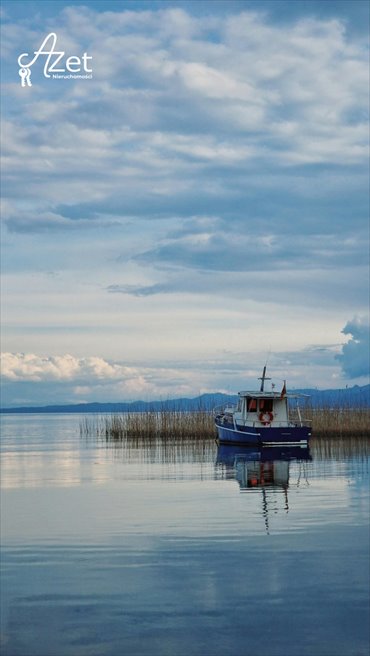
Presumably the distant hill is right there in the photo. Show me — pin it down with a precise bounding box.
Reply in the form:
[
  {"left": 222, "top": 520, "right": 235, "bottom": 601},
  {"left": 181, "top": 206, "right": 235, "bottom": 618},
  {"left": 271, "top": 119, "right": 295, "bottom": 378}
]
[
  {"left": 295, "top": 384, "right": 370, "bottom": 408},
  {"left": 1, "top": 385, "right": 369, "bottom": 413},
  {"left": 0, "top": 393, "right": 230, "bottom": 414}
]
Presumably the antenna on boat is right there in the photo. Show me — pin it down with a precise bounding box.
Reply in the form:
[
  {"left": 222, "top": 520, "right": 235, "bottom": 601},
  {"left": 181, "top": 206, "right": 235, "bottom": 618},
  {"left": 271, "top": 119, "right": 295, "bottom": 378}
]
[{"left": 259, "top": 365, "right": 271, "bottom": 392}]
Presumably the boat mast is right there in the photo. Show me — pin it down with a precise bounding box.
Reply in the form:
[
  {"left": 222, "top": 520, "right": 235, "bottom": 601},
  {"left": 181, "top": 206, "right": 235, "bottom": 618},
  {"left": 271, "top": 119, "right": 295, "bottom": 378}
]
[{"left": 259, "top": 366, "right": 271, "bottom": 392}]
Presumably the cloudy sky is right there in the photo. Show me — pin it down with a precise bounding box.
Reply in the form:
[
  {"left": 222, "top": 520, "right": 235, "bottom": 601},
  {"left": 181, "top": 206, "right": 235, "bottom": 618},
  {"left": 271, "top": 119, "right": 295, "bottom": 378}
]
[{"left": 1, "top": 0, "right": 369, "bottom": 406}]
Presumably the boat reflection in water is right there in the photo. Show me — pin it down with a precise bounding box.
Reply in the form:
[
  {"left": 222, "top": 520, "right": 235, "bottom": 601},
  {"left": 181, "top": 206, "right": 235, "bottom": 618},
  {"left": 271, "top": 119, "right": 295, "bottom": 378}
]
[{"left": 216, "top": 444, "right": 312, "bottom": 533}]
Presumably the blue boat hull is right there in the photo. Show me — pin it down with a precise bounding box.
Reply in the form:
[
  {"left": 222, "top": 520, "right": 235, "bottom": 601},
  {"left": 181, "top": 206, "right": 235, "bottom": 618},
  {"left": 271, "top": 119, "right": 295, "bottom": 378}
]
[{"left": 215, "top": 419, "right": 311, "bottom": 446}]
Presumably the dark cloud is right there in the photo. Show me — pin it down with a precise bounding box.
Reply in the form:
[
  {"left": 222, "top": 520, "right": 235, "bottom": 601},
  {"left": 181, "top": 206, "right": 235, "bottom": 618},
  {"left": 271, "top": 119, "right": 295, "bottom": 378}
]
[
  {"left": 4, "top": 211, "right": 121, "bottom": 233},
  {"left": 335, "top": 317, "right": 370, "bottom": 379},
  {"left": 107, "top": 283, "right": 170, "bottom": 297},
  {"left": 106, "top": 265, "right": 368, "bottom": 314},
  {"left": 134, "top": 226, "right": 367, "bottom": 273}
]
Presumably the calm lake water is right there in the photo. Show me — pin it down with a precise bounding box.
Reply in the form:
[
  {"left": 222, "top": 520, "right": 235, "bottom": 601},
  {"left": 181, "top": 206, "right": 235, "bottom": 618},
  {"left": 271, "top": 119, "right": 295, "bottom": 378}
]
[{"left": 1, "top": 415, "right": 369, "bottom": 656}]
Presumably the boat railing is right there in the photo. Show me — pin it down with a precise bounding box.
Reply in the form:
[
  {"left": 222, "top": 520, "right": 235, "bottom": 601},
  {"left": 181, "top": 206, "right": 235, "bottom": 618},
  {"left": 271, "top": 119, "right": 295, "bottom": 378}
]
[
  {"left": 247, "top": 420, "right": 312, "bottom": 428},
  {"left": 288, "top": 419, "right": 312, "bottom": 427},
  {"left": 215, "top": 417, "right": 312, "bottom": 428},
  {"left": 288, "top": 406, "right": 312, "bottom": 427},
  {"left": 213, "top": 403, "right": 238, "bottom": 416}
]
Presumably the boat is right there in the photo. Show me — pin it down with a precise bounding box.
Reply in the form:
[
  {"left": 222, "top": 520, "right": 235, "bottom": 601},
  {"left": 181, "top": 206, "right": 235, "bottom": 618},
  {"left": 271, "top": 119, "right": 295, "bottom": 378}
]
[{"left": 214, "top": 366, "right": 311, "bottom": 446}]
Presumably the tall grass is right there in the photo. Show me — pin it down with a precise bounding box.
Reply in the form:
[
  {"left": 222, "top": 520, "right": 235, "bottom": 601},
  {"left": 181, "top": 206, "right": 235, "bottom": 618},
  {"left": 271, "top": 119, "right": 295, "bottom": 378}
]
[
  {"left": 303, "top": 405, "right": 370, "bottom": 437},
  {"left": 80, "top": 410, "right": 215, "bottom": 440}
]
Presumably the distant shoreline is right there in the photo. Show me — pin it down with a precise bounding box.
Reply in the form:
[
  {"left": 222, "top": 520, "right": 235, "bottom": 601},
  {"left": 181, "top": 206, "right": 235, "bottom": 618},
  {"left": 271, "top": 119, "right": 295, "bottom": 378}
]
[{"left": 1, "top": 384, "right": 369, "bottom": 414}]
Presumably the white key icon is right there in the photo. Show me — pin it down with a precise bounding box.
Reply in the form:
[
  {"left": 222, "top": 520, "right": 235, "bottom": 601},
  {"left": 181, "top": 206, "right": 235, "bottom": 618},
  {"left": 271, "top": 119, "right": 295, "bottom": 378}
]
[{"left": 19, "top": 67, "right": 32, "bottom": 87}]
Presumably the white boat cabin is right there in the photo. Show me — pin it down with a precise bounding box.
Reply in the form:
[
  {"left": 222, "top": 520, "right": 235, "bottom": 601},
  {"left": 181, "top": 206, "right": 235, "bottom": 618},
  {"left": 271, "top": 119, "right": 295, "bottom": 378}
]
[{"left": 225, "top": 391, "right": 292, "bottom": 428}]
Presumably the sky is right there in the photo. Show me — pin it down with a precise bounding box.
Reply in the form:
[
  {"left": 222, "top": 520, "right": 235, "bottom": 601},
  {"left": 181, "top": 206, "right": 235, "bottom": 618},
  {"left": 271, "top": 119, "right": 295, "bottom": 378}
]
[{"left": 1, "top": 0, "right": 369, "bottom": 407}]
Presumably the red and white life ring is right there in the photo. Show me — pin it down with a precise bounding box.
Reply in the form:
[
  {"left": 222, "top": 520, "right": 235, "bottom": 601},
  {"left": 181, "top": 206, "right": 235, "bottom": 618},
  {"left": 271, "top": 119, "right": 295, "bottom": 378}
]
[{"left": 259, "top": 411, "right": 273, "bottom": 425}]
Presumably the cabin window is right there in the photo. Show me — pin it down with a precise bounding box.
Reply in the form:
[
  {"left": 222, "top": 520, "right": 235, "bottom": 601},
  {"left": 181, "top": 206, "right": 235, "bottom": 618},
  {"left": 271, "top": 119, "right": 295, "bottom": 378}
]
[
  {"left": 259, "top": 399, "right": 273, "bottom": 412},
  {"left": 247, "top": 398, "right": 257, "bottom": 412}
]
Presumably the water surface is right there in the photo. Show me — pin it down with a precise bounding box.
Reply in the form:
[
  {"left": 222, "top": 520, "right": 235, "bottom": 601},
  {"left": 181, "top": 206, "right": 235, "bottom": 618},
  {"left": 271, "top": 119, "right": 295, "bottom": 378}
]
[{"left": 1, "top": 415, "right": 369, "bottom": 656}]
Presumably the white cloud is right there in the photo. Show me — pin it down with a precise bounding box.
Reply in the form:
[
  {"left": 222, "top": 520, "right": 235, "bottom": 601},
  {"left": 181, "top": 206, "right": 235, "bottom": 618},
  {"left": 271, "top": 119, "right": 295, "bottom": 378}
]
[
  {"left": 1, "top": 352, "right": 133, "bottom": 382},
  {"left": 2, "top": 352, "right": 80, "bottom": 382},
  {"left": 0, "top": 351, "right": 225, "bottom": 402},
  {"left": 1, "top": 352, "right": 176, "bottom": 399},
  {"left": 0, "top": 345, "right": 347, "bottom": 407}
]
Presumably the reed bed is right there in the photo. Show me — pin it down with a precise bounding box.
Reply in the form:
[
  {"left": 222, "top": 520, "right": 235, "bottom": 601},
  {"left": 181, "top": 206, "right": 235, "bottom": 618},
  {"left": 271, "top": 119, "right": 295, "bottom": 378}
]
[
  {"left": 80, "top": 410, "right": 216, "bottom": 440},
  {"left": 303, "top": 405, "right": 370, "bottom": 437},
  {"left": 80, "top": 406, "right": 370, "bottom": 440}
]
